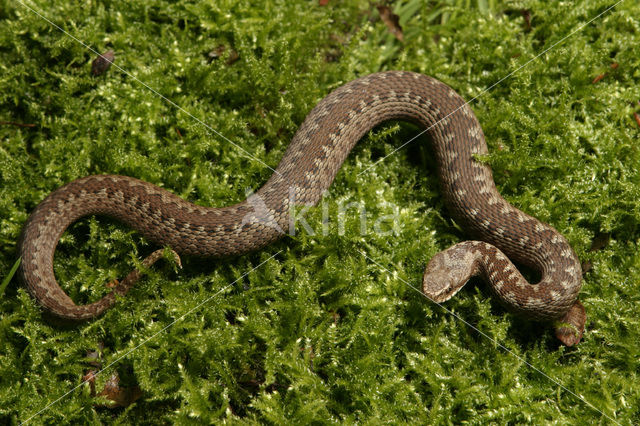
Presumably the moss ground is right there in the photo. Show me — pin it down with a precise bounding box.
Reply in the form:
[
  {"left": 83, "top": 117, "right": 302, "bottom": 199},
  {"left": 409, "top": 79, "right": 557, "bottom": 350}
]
[{"left": 1, "top": 0, "right": 639, "bottom": 423}]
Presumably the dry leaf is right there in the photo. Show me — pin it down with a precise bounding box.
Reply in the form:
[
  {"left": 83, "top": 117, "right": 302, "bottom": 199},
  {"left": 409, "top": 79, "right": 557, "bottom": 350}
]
[
  {"left": 589, "top": 232, "right": 610, "bottom": 252},
  {"left": 208, "top": 45, "right": 226, "bottom": 60},
  {"left": 521, "top": 10, "right": 532, "bottom": 31},
  {"left": 82, "top": 342, "right": 142, "bottom": 408},
  {"left": 582, "top": 232, "right": 611, "bottom": 273},
  {"left": 319, "top": 0, "right": 330, "bottom": 5},
  {"left": 82, "top": 370, "right": 98, "bottom": 396},
  {"left": 376, "top": 4, "right": 403, "bottom": 42},
  {"left": 92, "top": 50, "right": 115, "bottom": 76},
  {"left": 226, "top": 49, "right": 240, "bottom": 65},
  {"left": 208, "top": 45, "right": 239, "bottom": 65},
  {"left": 97, "top": 372, "right": 143, "bottom": 408}
]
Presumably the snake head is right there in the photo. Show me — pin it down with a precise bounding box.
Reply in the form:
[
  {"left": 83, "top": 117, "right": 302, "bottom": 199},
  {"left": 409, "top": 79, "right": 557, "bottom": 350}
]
[
  {"left": 553, "top": 300, "right": 586, "bottom": 346},
  {"left": 422, "top": 243, "right": 480, "bottom": 303}
]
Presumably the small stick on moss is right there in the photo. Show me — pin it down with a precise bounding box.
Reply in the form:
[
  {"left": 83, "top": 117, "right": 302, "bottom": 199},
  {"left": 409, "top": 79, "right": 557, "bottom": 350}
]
[
  {"left": 0, "top": 121, "right": 36, "bottom": 128},
  {"left": 592, "top": 62, "right": 619, "bottom": 84}
]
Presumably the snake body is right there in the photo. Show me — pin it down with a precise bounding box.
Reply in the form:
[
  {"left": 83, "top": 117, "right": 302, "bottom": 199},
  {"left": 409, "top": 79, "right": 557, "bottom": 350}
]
[{"left": 18, "top": 71, "right": 585, "bottom": 345}]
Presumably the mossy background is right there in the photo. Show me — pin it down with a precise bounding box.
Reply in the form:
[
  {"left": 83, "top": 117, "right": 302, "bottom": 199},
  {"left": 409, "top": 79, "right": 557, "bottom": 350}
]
[{"left": 1, "top": 0, "right": 639, "bottom": 423}]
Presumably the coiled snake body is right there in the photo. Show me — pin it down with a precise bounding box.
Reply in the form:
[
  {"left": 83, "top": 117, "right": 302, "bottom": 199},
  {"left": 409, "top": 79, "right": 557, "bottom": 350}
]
[{"left": 18, "top": 71, "right": 586, "bottom": 345}]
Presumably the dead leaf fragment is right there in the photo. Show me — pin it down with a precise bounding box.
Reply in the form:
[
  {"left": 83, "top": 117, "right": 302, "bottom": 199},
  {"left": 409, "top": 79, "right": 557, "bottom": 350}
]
[
  {"left": 85, "top": 342, "right": 104, "bottom": 368},
  {"left": 208, "top": 45, "right": 226, "bottom": 60},
  {"left": 208, "top": 45, "right": 240, "bottom": 65},
  {"left": 81, "top": 342, "right": 141, "bottom": 408},
  {"left": 376, "top": 4, "right": 403, "bottom": 42},
  {"left": 92, "top": 50, "right": 115, "bottom": 76},
  {"left": 226, "top": 49, "right": 240, "bottom": 65},
  {"left": 97, "top": 372, "right": 143, "bottom": 408},
  {"left": 589, "top": 232, "right": 610, "bottom": 252},
  {"left": 319, "top": 0, "right": 330, "bottom": 5},
  {"left": 82, "top": 370, "right": 98, "bottom": 396},
  {"left": 582, "top": 232, "right": 610, "bottom": 273},
  {"left": 521, "top": 9, "right": 532, "bottom": 31}
]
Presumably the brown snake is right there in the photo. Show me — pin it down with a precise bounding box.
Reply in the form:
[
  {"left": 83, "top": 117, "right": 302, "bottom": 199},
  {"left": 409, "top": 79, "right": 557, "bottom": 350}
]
[{"left": 18, "top": 71, "right": 586, "bottom": 345}]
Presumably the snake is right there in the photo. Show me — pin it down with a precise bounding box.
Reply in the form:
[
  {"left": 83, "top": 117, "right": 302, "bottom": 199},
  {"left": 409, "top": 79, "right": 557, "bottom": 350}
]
[{"left": 18, "top": 71, "right": 586, "bottom": 346}]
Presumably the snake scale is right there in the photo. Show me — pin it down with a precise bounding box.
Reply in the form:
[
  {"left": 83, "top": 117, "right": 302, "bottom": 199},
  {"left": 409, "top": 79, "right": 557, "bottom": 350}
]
[{"left": 18, "top": 71, "right": 586, "bottom": 345}]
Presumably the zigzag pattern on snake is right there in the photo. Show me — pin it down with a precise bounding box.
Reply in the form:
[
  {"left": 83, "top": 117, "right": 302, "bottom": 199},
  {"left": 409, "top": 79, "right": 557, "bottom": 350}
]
[{"left": 18, "top": 71, "right": 586, "bottom": 345}]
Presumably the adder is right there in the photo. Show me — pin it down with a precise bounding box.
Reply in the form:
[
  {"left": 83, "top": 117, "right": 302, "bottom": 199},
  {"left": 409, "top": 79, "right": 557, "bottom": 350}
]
[{"left": 18, "top": 71, "right": 586, "bottom": 345}]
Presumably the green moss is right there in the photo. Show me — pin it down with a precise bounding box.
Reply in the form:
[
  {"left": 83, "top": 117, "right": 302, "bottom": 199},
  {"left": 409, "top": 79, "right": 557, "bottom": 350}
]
[{"left": 1, "top": 0, "right": 639, "bottom": 423}]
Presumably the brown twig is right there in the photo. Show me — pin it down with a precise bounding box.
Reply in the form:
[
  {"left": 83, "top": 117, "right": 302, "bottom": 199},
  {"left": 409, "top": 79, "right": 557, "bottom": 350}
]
[
  {"left": 592, "top": 62, "right": 619, "bottom": 84},
  {"left": 0, "top": 121, "right": 36, "bottom": 128}
]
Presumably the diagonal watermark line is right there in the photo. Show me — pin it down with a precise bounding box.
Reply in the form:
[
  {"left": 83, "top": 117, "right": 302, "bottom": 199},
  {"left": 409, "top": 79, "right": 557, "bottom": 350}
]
[
  {"left": 21, "top": 250, "right": 282, "bottom": 425},
  {"left": 16, "top": 0, "right": 282, "bottom": 177},
  {"left": 358, "top": 0, "right": 626, "bottom": 177},
  {"left": 359, "top": 250, "right": 619, "bottom": 424}
]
